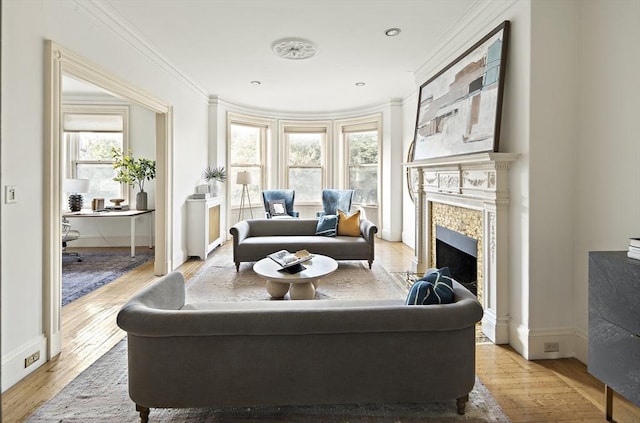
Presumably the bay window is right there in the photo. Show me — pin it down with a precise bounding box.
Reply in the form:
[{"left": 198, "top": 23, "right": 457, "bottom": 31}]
[
  {"left": 228, "top": 119, "right": 267, "bottom": 208},
  {"left": 343, "top": 121, "right": 380, "bottom": 206},
  {"left": 284, "top": 126, "right": 327, "bottom": 203}
]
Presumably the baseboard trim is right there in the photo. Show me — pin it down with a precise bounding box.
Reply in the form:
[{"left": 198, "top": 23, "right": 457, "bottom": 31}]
[
  {"left": 508, "top": 323, "right": 583, "bottom": 360},
  {"left": 1, "top": 334, "right": 47, "bottom": 392},
  {"left": 481, "top": 308, "right": 509, "bottom": 344}
]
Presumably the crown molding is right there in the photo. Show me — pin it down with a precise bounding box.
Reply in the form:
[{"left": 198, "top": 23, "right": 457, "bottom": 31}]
[
  {"left": 74, "top": 0, "right": 209, "bottom": 100},
  {"left": 414, "top": 0, "right": 520, "bottom": 85},
  {"left": 209, "top": 95, "right": 403, "bottom": 120}
]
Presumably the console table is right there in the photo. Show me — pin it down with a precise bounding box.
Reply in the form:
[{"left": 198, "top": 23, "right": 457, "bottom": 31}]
[{"left": 588, "top": 251, "right": 640, "bottom": 421}]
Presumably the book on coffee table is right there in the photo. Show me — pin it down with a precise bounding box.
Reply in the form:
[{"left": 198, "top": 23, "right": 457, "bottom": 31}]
[{"left": 267, "top": 249, "right": 314, "bottom": 269}]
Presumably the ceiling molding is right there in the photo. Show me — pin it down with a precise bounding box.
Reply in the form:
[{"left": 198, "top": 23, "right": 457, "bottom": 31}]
[
  {"left": 74, "top": 0, "right": 209, "bottom": 101},
  {"left": 413, "top": 0, "right": 520, "bottom": 85},
  {"left": 209, "top": 95, "right": 404, "bottom": 121}
]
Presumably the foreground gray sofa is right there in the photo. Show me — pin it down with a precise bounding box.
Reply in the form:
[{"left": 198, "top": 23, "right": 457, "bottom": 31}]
[
  {"left": 117, "top": 272, "right": 484, "bottom": 422},
  {"left": 229, "top": 218, "right": 377, "bottom": 271}
]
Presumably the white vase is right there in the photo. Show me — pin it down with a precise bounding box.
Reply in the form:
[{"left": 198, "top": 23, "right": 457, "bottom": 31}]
[{"left": 209, "top": 181, "right": 221, "bottom": 197}]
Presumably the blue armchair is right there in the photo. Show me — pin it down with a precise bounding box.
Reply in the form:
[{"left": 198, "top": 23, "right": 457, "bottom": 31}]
[
  {"left": 317, "top": 189, "right": 355, "bottom": 217},
  {"left": 262, "top": 190, "right": 299, "bottom": 219}
]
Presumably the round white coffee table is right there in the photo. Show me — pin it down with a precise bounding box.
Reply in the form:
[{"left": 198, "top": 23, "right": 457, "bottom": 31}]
[{"left": 253, "top": 254, "right": 338, "bottom": 300}]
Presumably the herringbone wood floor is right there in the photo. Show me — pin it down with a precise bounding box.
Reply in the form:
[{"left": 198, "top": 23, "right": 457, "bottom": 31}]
[{"left": 2, "top": 240, "right": 639, "bottom": 422}]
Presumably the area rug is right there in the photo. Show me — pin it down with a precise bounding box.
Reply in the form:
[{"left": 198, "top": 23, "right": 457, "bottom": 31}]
[
  {"left": 27, "top": 339, "right": 509, "bottom": 422},
  {"left": 62, "top": 251, "right": 154, "bottom": 306},
  {"left": 184, "top": 246, "right": 409, "bottom": 303}
]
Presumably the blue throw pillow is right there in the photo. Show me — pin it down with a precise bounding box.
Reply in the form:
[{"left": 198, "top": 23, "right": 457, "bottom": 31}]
[
  {"left": 315, "top": 214, "right": 338, "bottom": 237},
  {"left": 406, "top": 267, "right": 455, "bottom": 305}
]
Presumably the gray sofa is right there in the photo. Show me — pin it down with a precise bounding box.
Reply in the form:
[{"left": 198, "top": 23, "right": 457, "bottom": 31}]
[
  {"left": 229, "top": 218, "right": 377, "bottom": 271},
  {"left": 116, "top": 272, "right": 484, "bottom": 422}
]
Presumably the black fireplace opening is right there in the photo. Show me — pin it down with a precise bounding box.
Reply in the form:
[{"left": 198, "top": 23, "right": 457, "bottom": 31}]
[{"left": 435, "top": 225, "right": 478, "bottom": 295}]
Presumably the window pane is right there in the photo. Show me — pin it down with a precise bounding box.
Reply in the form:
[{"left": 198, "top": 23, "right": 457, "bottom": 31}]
[
  {"left": 289, "top": 168, "right": 321, "bottom": 202},
  {"left": 77, "top": 132, "right": 122, "bottom": 160},
  {"left": 350, "top": 166, "right": 378, "bottom": 206},
  {"left": 230, "top": 124, "right": 261, "bottom": 164},
  {"left": 288, "top": 133, "right": 322, "bottom": 166},
  {"left": 76, "top": 163, "right": 121, "bottom": 206},
  {"left": 348, "top": 131, "right": 378, "bottom": 165}
]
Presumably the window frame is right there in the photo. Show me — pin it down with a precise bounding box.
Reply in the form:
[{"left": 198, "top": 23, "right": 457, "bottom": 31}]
[
  {"left": 62, "top": 105, "right": 130, "bottom": 205},
  {"left": 227, "top": 112, "right": 272, "bottom": 209},
  {"left": 279, "top": 120, "right": 331, "bottom": 205},
  {"left": 338, "top": 115, "right": 381, "bottom": 208}
]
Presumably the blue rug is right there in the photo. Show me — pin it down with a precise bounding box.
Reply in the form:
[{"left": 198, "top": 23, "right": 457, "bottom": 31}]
[{"left": 62, "top": 251, "right": 154, "bottom": 306}]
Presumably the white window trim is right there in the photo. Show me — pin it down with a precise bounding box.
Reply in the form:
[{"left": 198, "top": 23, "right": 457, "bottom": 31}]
[
  {"left": 227, "top": 112, "right": 274, "bottom": 207},
  {"left": 279, "top": 120, "right": 331, "bottom": 203},
  {"left": 337, "top": 114, "right": 382, "bottom": 208},
  {"left": 62, "top": 104, "right": 130, "bottom": 202}
]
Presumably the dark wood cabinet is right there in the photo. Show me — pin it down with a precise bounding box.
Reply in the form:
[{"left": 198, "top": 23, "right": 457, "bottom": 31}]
[{"left": 588, "top": 251, "right": 640, "bottom": 421}]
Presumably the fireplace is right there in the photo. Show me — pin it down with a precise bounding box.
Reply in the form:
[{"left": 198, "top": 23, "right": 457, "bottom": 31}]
[
  {"left": 435, "top": 225, "right": 477, "bottom": 295},
  {"left": 406, "top": 152, "right": 518, "bottom": 344}
]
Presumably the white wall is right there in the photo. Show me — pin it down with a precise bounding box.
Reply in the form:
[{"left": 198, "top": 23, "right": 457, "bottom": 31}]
[
  {"left": 573, "top": 0, "right": 640, "bottom": 361},
  {"left": 1, "top": 0, "right": 209, "bottom": 390},
  {"left": 402, "top": 0, "right": 534, "bottom": 353},
  {"left": 401, "top": 0, "right": 640, "bottom": 362},
  {"left": 525, "top": 0, "right": 578, "bottom": 359}
]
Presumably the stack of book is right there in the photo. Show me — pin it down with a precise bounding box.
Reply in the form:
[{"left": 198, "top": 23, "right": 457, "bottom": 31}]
[
  {"left": 628, "top": 238, "right": 640, "bottom": 260},
  {"left": 268, "top": 249, "right": 314, "bottom": 268}
]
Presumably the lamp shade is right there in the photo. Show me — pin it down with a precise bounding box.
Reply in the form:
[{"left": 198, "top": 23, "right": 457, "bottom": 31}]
[
  {"left": 64, "top": 178, "right": 90, "bottom": 193},
  {"left": 236, "top": 171, "right": 253, "bottom": 185}
]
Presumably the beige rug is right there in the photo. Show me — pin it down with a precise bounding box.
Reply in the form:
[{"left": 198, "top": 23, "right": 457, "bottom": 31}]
[
  {"left": 185, "top": 248, "right": 408, "bottom": 303},
  {"left": 28, "top": 250, "right": 510, "bottom": 422}
]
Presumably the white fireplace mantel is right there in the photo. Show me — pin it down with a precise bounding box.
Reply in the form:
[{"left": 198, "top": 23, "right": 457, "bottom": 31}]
[{"left": 405, "top": 152, "right": 519, "bottom": 344}]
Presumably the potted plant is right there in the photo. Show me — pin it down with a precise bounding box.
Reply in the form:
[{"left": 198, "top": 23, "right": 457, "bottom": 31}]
[
  {"left": 203, "top": 166, "right": 226, "bottom": 196},
  {"left": 112, "top": 147, "right": 156, "bottom": 210}
]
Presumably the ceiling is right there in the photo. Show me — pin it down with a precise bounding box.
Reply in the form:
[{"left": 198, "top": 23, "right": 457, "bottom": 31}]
[{"left": 76, "top": 0, "right": 479, "bottom": 113}]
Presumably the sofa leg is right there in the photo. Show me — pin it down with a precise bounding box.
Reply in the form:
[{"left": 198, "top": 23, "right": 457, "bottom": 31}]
[
  {"left": 235, "top": 262, "right": 240, "bottom": 272},
  {"left": 136, "top": 404, "right": 150, "bottom": 423},
  {"left": 456, "top": 394, "right": 468, "bottom": 415},
  {"left": 368, "top": 260, "right": 373, "bottom": 269}
]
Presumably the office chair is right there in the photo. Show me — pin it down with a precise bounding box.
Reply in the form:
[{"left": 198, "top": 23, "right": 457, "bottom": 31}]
[{"left": 62, "top": 218, "right": 82, "bottom": 262}]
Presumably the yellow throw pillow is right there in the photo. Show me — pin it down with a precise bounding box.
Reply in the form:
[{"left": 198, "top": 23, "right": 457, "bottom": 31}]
[{"left": 337, "top": 209, "right": 361, "bottom": 237}]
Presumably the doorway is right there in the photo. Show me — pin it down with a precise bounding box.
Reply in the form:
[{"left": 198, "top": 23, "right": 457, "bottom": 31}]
[{"left": 44, "top": 40, "right": 173, "bottom": 360}]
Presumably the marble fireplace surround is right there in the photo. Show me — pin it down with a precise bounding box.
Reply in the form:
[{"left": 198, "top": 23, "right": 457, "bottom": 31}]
[{"left": 406, "top": 152, "right": 519, "bottom": 344}]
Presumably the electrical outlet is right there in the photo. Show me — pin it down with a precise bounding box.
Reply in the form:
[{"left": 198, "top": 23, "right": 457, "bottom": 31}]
[
  {"left": 544, "top": 342, "right": 560, "bottom": 353},
  {"left": 24, "top": 351, "right": 40, "bottom": 368}
]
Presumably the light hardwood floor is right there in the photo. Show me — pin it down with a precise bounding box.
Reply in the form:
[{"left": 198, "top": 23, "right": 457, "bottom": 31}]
[{"left": 3, "top": 240, "right": 639, "bottom": 422}]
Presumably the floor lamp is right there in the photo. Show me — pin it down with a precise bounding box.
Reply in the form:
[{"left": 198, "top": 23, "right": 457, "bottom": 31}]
[{"left": 237, "top": 171, "right": 254, "bottom": 221}]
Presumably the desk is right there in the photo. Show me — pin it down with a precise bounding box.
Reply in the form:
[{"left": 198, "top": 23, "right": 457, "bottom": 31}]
[{"left": 62, "top": 209, "right": 154, "bottom": 257}]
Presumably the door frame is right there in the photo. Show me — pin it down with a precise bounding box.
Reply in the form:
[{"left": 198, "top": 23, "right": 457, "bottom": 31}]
[{"left": 44, "top": 40, "right": 173, "bottom": 358}]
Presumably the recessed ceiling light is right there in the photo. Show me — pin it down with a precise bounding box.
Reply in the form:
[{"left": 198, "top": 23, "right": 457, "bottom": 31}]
[
  {"left": 250, "top": 80, "right": 261, "bottom": 85},
  {"left": 385, "top": 28, "right": 401, "bottom": 37},
  {"left": 355, "top": 82, "right": 366, "bottom": 87},
  {"left": 272, "top": 38, "right": 318, "bottom": 60}
]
